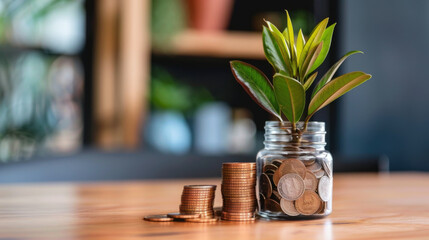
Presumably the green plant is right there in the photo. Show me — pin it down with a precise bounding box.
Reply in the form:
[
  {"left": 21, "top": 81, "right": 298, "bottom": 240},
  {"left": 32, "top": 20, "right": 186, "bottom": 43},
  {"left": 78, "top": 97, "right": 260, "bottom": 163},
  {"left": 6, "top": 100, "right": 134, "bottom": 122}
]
[{"left": 230, "top": 11, "right": 372, "bottom": 138}]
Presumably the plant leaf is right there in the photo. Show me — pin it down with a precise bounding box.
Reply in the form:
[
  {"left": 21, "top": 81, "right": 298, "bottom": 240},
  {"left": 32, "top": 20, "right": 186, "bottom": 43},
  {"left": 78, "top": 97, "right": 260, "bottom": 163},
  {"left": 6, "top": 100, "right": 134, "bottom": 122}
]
[
  {"left": 296, "top": 29, "right": 305, "bottom": 64},
  {"left": 309, "top": 23, "right": 336, "bottom": 73},
  {"left": 311, "top": 50, "right": 363, "bottom": 98},
  {"left": 303, "top": 71, "right": 318, "bottom": 91},
  {"left": 262, "top": 25, "right": 292, "bottom": 75},
  {"left": 308, "top": 71, "right": 372, "bottom": 116},
  {"left": 301, "top": 41, "right": 323, "bottom": 79},
  {"left": 285, "top": 11, "right": 295, "bottom": 54},
  {"left": 285, "top": 11, "right": 297, "bottom": 74},
  {"left": 299, "top": 18, "right": 328, "bottom": 69},
  {"left": 273, "top": 73, "right": 305, "bottom": 123},
  {"left": 230, "top": 60, "right": 282, "bottom": 120}
]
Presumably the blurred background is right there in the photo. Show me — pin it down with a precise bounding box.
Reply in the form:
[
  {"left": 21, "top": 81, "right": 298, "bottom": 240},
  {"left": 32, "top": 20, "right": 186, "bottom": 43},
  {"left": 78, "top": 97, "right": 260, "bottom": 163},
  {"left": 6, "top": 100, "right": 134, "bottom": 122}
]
[{"left": 0, "top": 0, "right": 427, "bottom": 183}]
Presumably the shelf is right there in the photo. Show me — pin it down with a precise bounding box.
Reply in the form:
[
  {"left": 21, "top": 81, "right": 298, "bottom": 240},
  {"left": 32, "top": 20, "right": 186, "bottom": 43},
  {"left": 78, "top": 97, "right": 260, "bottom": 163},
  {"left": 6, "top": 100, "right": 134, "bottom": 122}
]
[
  {"left": 153, "top": 30, "right": 265, "bottom": 59},
  {"left": 0, "top": 44, "right": 79, "bottom": 57}
]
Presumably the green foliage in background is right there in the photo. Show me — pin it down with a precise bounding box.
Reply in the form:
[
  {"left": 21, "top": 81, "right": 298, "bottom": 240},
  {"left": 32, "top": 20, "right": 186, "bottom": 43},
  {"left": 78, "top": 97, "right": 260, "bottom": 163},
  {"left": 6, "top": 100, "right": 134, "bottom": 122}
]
[
  {"left": 151, "top": 0, "right": 186, "bottom": 50},
  {"left": 150, "top": 67, "right": 213, "bottom": 114},
  {"left": 230, "top": 11, "right": 372, "bottom": 134}
]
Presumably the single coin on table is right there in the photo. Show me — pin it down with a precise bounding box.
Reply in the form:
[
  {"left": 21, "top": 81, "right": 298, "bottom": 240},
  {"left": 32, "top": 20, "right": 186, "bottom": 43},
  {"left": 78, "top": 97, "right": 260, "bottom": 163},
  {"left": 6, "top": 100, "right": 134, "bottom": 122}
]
[
  {"left": 143, "top": 214, "right": 174, "bottom": 222},
  {"left": 167, "top": 213, "right": 201, "bottom": 219},
  {"left": 318, "top": 176, "right": 332, "bottom": 202},
  {"left": 260, "top": 173, "right": 273, "bottom": 198},
  {"left": 277, "top": 173, "right": 305, "bottom": 201},
  {"left": 303, "top": 171, "right": 318, "bottom": 191},
  {"left": 294, "top": 190, "right": 322, "bottom": 215},
  {"left": 280, "top": 198, "right": 300, "bottom": 216}
]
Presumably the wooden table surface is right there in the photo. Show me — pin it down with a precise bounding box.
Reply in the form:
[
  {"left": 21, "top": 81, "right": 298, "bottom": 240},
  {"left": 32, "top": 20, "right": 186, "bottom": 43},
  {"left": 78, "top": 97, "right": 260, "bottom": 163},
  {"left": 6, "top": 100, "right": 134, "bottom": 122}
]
[{"left": 0, "top": 173, "right": 428, "bottom": 240}]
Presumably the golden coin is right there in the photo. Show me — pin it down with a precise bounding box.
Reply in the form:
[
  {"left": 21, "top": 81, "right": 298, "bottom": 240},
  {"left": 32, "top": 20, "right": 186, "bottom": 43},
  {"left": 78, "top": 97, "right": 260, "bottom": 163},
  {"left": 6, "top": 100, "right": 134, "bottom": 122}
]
[
  {"left": 185, "top": 217, "right": 219, "bottom": 223},
  {"left": 143, "top": 214, "right": 174, "bottom": 222},
  {"left": 306, "top": 161, "right": 322, "bottom": 172},
  {"left": 259, "top": 173, "right": 272, "bottom": 198},
  {"left": 318, "top": 176, "right": 332, "bottom": 202},
  {"left": 317, "top": 201, "right": 325, "bottom": 214},
  {"left": 295, "top": 190, "right": 322, "bottom": 215},
  {"left": 280, "top": 199, "right": 300, "bottom": 216},
  {"left": 265, "top": 198, "right": 282, "bottom": 212},
  {"left": 167, "top": 213, "right": 201, "bottom": 219},
  {"left": 277, "top": 173, "right": 305, "bottom": 201},
  {"left": 272, "top": 168, "right": 282, "bottom": 186},
  {"left": 303, "top": 171, "right": 318, "bottom": 191},
  {"left": 275, "top": 159, "right": 307, "bottom": 185}
]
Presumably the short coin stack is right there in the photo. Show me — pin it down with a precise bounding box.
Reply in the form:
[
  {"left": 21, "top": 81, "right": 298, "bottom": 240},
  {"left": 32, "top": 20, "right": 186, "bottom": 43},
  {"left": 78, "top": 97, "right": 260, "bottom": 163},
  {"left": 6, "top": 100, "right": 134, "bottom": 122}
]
[
  {"left": 144, "top": 185, "right": 218, "bottom": 223},
  {"left": 179, "top": 185, "right": 217, "bottom": 219},
  {"left": 221, "top": 162, "right": 257, "bottom": 221}
]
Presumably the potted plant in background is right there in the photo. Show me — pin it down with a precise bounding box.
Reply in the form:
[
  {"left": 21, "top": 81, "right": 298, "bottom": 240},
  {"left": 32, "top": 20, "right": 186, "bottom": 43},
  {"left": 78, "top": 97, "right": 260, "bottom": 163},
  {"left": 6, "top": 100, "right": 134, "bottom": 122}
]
[{"left": 230, "top": 11, "right": 371, "bottom": 219}]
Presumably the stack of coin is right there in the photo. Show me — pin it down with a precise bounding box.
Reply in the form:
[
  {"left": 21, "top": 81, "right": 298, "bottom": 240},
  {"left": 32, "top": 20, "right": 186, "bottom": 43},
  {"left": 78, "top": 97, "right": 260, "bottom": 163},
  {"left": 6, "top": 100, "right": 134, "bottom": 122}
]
[
  {"left": 221, "top": 162, "right": 257, "bottom": 221},
  {"left": 179, "top": 185, "right": 217, "bottom": 218},
  {"left": 260, "top": 157, "right": 332, "bottom": 217},
  {"left": 144, "top": 185, "right": 219, "bottom": 223}
]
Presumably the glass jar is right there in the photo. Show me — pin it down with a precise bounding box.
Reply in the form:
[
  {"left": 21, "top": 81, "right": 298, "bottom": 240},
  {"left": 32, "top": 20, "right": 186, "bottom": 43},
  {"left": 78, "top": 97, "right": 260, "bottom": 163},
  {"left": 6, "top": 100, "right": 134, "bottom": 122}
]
[{"left": 256, "top": 121, "right": 333, "bottom": 219}]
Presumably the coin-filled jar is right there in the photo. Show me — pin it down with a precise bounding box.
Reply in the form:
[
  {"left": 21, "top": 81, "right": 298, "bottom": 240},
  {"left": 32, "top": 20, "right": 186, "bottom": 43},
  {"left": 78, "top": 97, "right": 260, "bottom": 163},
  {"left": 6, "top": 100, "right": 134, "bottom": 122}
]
[{"left": 256, "top": 121, "right": 333, "bottom": 219}]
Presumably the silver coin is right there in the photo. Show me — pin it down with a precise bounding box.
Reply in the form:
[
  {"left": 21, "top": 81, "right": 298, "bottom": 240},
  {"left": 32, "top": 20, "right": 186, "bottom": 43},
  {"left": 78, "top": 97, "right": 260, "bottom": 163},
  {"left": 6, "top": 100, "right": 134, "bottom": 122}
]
[
  {"left": 280, "top": 198, "right": 300, "bottom": 216},
  {"left": 306, "top": 161, "right": 322, "bottom": 172},
  {"left": 322, "top": 161, "right": 332, "bottom": 178},
  {"left": 277, "top": 173, "right": 305, "bottom": 201},
  {"left": 318, "top": 176, "right": 332, "bottom": 202},
  {"left": 313, "top": 169, "right": 325, "bottom": 178}
]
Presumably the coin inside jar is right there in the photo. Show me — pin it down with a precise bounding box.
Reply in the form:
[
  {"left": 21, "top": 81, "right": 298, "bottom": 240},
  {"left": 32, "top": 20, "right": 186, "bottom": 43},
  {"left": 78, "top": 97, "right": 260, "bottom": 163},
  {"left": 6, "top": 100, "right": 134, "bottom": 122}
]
[
  {"left": 280, "top": 199, "right": 300, "bottom": 216},
  {"left": 303, "top": 171, "right": 318, "bottom": 191},
  {"left": 265, "top": 198, "right": 282, "bottom": 212},
  {"left": 276, "top": 158, "right": 307, "bottom": 182},
  {"left": 295, "top": 190, "right": 321, "bottom": 215},
  {"left": 277, "top": 173, "right": 305, "bottom": 201},
  {"left": 318, "top": 176, "right": 332, "bottom": 202},
  {"left": 263, "top": 164, "right": 278, "bottom": 173},
  {"left": 260, "top": 173, "right": 272, "bottom": 198}
]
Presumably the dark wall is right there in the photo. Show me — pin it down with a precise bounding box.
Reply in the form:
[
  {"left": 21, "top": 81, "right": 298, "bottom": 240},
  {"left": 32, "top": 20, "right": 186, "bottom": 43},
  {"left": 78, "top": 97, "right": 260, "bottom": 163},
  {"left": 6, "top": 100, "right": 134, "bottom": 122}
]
[{"left": 338, "top": 0, "right": 429, "bottom": 171}]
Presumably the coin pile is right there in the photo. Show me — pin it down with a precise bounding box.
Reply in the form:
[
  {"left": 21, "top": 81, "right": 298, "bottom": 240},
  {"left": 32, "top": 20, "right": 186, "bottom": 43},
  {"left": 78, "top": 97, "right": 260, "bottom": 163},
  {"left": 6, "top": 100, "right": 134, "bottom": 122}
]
[
  {"left": 144, "top": 185, "right": 219, "bottom": 223},
  {"left": 221, "top": 162, "right": 257, "bottom": 221},
  {"left": 259, "top": 158, "right": 332, "bottom": 216},
  {"left": 179, "top": 185, "right": 216, "bottom": 218}
]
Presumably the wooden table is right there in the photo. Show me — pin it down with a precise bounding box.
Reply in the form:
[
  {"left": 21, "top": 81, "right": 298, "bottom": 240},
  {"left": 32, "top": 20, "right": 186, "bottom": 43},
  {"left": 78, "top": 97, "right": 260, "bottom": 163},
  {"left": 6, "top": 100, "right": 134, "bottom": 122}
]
[{"left": 0, "top": 173, "right": 428, "bottom": 240}]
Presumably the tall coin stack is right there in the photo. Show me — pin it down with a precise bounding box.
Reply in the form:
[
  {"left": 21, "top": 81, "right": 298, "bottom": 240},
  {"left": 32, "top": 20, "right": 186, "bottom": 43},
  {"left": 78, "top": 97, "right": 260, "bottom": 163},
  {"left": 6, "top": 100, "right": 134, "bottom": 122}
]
[
  {"left": 180, "top": 185, "right": 216, "bottom": 218},
  {"left": 221, "top": 162, "right": 257, "bottom": 221}
]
